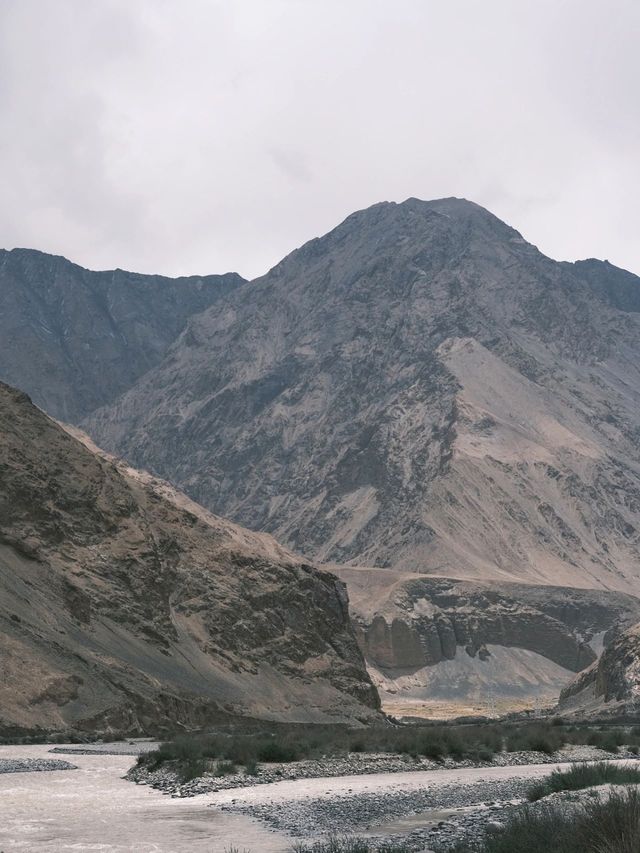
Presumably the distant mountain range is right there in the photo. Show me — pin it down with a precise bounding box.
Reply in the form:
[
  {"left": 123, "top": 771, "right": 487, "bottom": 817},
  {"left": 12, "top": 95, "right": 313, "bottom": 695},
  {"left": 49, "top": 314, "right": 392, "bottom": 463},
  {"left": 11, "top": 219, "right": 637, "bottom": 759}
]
[{"left": 3, "top": 197, "right": 640, "bottom": 718}]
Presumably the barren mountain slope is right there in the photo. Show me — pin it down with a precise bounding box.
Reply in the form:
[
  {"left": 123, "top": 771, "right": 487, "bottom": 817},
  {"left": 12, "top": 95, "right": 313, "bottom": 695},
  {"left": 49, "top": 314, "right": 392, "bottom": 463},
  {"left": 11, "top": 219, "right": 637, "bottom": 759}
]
[
  {"left": 0, "top": 248, "right": 243, "bottom": 421},
  {"left": 0, "top": 382, "right": 378, "bottom": 734},
  {"left": 85, "top": 198, "right": 640, "bottom": 595}
]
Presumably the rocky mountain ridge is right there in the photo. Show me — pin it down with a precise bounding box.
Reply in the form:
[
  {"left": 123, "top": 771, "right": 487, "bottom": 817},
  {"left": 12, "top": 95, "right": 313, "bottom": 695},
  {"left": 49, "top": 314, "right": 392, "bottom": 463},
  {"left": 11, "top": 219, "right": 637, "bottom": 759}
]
[
  {"left": 0, "top": 248, "right": 244, "bottom": 421},
  {"left": 0, "top": 381, "right": 378, "bottom": 734},
  {"left": 333, "top": 565, "right": 640, "bottom": 714},
  {"left": 5, "top": 198, "right": 640, "bottom": 714},
  {"left": 84, "top": 198, "right": 640, "bottom": 594}
]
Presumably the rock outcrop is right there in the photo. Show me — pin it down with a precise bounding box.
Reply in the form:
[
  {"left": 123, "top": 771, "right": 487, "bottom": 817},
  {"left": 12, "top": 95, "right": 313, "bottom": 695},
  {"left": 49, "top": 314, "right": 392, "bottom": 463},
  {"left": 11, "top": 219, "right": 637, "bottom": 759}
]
[
  {"left": 558, "top": 621, "right": 640, "bottom": 717},
  {"left": 0, "top": 382, "right": 379, "bottom": 735},
  {"left": 6, "top": 198, "right": 640, "bottom": 713},
  {"left": 334, "top": 566, "right": 640, "bottom": 712},
  {"left": 0, "top": 248, "right": 243, "bottom": 421}
]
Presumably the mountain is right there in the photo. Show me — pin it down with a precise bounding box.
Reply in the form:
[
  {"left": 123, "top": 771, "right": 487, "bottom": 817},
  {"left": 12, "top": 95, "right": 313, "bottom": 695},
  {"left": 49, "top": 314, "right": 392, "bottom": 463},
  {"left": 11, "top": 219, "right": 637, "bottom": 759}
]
[
  {"left": 6, "top": 198, "right": 640, "bottom": 715},
  {"left": 558, "top": 620, "right": 640, "bottom": 718},
  {"left": 0, "top": 248, "right": 244, "bottom": 422},
  {"left": 0, "top": 381, "right": 378, "bottom": 735},
  {"left": 84, "top": 198, "right": 640, "bottom": 594}
]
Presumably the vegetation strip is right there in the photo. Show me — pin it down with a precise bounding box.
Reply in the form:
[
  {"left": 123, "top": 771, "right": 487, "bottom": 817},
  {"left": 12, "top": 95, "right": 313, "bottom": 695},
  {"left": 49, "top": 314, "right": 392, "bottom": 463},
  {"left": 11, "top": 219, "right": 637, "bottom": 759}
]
[{"left": 136, "top": 720, "right": 640, "bottom": 783}]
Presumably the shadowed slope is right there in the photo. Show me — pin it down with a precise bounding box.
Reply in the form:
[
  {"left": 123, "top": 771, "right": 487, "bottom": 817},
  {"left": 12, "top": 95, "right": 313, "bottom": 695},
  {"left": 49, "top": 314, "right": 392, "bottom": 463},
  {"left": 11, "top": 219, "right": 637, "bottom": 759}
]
[{"left": 0, "top": 382, "right": 379, "bottom": 734}]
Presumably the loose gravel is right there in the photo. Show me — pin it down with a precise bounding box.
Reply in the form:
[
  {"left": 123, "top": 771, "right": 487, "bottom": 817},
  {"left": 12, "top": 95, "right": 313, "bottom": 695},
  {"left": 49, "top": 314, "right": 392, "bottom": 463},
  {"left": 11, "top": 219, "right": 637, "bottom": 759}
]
[
  {"left": 126, "top": 745, "right": 640, "bottom": 851},
  {"left": 221, "top": 776, "right": 532, "bottom": 850}
]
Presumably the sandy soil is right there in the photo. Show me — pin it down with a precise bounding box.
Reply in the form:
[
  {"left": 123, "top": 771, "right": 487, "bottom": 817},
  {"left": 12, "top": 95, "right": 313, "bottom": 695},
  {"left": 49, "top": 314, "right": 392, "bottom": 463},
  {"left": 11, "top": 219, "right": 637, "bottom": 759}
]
[{"left": 383, "top": 698, "right": 555, "bottom": 720}]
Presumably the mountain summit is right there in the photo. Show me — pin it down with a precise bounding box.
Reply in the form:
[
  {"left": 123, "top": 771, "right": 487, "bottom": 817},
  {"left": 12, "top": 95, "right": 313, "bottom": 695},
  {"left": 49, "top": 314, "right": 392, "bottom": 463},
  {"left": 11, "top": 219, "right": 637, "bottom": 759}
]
[
  {"left": 4, "top": 198, "right": 640, "bottom": 715},
  {"left": 84, "top": 198, "right": 640, "bottom": 596}
]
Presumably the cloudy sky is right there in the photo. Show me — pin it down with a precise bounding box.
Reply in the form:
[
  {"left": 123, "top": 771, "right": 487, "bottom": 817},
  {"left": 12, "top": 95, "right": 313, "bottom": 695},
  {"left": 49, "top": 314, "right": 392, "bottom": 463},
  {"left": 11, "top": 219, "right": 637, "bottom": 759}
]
[{"left": 1, "top": 0, "right": 638, "bottom": 279}]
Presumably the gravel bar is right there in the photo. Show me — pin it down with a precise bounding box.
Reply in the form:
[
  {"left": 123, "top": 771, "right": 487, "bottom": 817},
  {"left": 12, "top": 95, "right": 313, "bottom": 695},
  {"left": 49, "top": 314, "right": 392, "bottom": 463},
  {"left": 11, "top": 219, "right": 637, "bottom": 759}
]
[
  {"left": 219, "top": 777, "right": 529, "bottom": 841},
  {"left": 50, "top": 740, "right": 160, "bottom": 757},
  {"left": 0, "top": 758, "right": 77, "bottom": 774}
]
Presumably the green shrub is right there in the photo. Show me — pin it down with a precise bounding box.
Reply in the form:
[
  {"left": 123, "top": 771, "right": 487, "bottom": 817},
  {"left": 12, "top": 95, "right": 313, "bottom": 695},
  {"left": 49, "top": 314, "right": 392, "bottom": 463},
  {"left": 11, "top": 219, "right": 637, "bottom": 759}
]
[
  {"left": 528, "top": 762, "right": 640, "bottom": 802},
  {"left": 454, "top": 788, "right": 640, "bottom": 853},
  {"left": 178, "top": 755, "right": 208, "bottom": 782},
  {"left": 506, "top": 723, "right": 563, "bottom": 754},
  {"left": 420, "top": 737, "right": 445, "bottom": 761},
  {"left": 244, "top": 757, "right": 259, "bottom": 776},
  {"left": 594, "top": 732, "right": 624, "bottom": 753},
  {"left": 138, "top": 719, "right": 640, "bottom": 780},
  {"left": 257, "top": 741, "right": 299, "bottom": 762},
  {"left": 582, "top": 787, "right": 640, "bottom": 853}
]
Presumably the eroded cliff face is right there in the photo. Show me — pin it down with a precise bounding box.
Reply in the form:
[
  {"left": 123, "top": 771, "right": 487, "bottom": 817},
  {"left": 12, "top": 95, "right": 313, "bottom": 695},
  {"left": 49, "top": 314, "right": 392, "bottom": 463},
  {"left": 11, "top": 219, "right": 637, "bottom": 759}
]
[
  {"left": 333, "top": 567, "right": 640, "bottom": 712},
  {"left": 83, "top": 198, "right": 640, "bottom": 597},
  {"left": 558, "top": 622, "right": 640, "bottom": 717},
  {"left": 0, "top": 382, "right": 379, "bottom": 734}
]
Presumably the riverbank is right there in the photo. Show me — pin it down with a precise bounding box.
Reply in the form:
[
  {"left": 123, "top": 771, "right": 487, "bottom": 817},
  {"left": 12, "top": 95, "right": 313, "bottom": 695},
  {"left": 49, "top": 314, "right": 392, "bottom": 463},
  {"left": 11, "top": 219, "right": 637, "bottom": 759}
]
[{"left": 203, "top": 760, "right": 639, "bottom": 852}]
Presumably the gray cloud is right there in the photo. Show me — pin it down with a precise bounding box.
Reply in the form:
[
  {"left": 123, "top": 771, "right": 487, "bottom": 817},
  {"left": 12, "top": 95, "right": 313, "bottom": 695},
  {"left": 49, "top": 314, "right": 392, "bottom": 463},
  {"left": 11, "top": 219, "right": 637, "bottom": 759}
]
[{"left": 1, "top": 0, "right": 638, "bottom": 279}]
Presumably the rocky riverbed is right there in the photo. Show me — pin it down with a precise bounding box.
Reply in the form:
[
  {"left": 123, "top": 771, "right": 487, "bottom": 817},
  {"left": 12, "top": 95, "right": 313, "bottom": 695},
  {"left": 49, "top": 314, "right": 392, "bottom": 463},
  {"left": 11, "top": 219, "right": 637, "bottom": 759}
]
[
  {"left": 2, "top": 743, "right": 638, "bottom": 852},
  {"left": 200, "top": 757, "right": 639, "bottom": 852},
  {"left": 220, "top": 775, "right": 531, "bottom": 850}
]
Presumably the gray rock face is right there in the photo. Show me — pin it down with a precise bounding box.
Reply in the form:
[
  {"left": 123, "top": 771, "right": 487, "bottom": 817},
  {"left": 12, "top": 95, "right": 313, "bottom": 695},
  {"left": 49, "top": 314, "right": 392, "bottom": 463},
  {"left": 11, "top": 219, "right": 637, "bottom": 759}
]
[
  {"left": 7, "top": 198, "right": 640, "bottom": 713},
  {"left": 0, "top": 248, "right": 243, "bottom": 421},
  {"left": 0, "top": 382, "right": 379, "bottom": 735},
  {"left": 558, "top": 620, "right": 640, "bottom": 716},
  {"left": 355, "top": 578, "right": 639, "bottom": 672},
  {"left": 334, "top": 565, "right": 640, "bottom": 708},
  {"left": 84, "top": 198, "right": 640, "bottom": 596}
]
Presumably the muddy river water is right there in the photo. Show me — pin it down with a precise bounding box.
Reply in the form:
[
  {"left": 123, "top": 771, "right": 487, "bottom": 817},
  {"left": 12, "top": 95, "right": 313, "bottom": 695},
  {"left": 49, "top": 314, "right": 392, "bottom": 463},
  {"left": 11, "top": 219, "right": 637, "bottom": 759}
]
[{"left": 0, "top": 744, "right": 287, "bottom": 852}]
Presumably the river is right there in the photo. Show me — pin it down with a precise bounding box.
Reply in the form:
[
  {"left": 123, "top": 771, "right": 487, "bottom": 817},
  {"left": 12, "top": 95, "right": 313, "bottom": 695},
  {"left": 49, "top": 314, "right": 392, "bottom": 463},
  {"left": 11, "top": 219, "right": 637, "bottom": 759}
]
[{"left": 0, "top": 744, "right": 629, "bottom": 852}]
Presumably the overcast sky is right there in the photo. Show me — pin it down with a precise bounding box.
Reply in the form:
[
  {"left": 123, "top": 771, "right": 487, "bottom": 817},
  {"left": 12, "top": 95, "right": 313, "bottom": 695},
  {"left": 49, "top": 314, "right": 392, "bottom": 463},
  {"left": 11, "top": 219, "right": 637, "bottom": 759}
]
[{"left": 1, "top": 0, "right": 639, "bottom": 280}]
